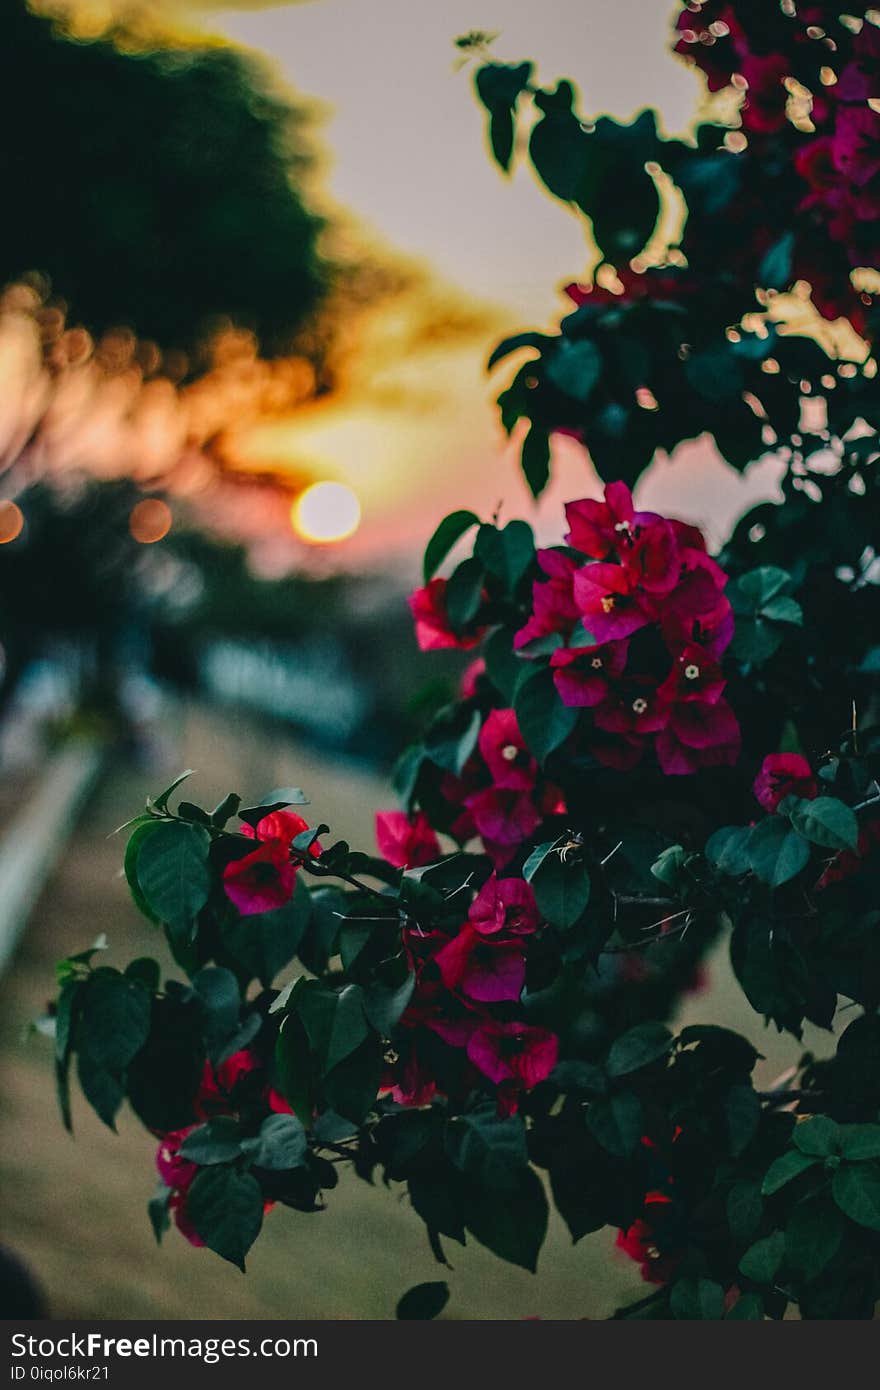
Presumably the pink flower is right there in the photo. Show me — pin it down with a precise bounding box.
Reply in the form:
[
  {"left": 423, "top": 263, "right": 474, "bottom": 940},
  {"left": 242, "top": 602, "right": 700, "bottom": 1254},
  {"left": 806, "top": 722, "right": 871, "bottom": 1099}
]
[
  {"left": 832, "top": 105, "right": 880, "bottom": 188},
  {"left": 565, "top": 483, "right": 658, "bottom": 559},
  {"left": 752, "top": 753, "right": 818, "bottom": 812},
  {"left": 655, "top": 699, "right": 741, "bottom": 775},
  {"left": 375, "top": 810, "right": 440, "bottom": 868},
  {"left": 408, "top": 578, "right": 484, "bottom": 652},
  {"left": 622, "top": 518, "right": 680, "bottom": 595},
  {"left": 478, "top": 709, "right": 536, "bottom": 791},
  {"left": 657, "top": 643, "right": 726, "bottom": 706},
  {"left": 460, "top": 658, "right": 486, "bottom": 699},
  {"left": 223, "top": 810, "right": 319, "bottom": 916},
  {"left": 550, "top": 639, "right": 628, "bottom": 707},
  {"left": 464, "top": 787, "right": 542, "bottom": 865},
  {"left": 222, "top": 840, "right": 298, "bottom": 916},
  {"left": 467, "top": 1021, "right": 559, "bottom": 1089},
  {"left": 156, "top": 1127, "right": 198, "bottom": 1192},
  {"left": 195, "top": 1049, "right": 262, "bottom": 1120},
  {"left": 573, "top": 563, "right": 652, "bottom": 642},
  {"left": 469, "top": 873, "right": 540, "bottom": 937},
  {"left": 169, "top": 1191, "right": 206, "bottom": 1247},
  {"left": 434, "top": 925, "right": 526, "bottom": 1003},
  {"left": 593, "top": 681, "right": 671, "bottom": 737},
  {"left": 514, "top": 549, "right": 580, "bottom": 650}
]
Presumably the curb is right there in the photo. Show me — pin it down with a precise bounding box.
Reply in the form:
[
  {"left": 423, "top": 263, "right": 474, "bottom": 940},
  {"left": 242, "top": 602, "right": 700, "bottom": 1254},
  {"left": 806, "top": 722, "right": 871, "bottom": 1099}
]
[{"left": 0, "top": 739, "right": 106, "bottom": 975}]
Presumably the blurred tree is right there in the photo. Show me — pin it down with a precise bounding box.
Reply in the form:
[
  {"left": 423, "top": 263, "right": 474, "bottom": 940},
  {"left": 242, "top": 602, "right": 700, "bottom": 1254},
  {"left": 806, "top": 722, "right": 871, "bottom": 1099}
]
[{"left": 0, "top": 1, "right": 328, "bottom": 356}]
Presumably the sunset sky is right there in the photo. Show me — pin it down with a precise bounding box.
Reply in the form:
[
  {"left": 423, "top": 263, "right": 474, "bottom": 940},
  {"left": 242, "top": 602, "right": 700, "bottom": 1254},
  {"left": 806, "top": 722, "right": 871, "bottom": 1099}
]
[{"left": 45, "top": 0, "right": 786, "bottom": 569}]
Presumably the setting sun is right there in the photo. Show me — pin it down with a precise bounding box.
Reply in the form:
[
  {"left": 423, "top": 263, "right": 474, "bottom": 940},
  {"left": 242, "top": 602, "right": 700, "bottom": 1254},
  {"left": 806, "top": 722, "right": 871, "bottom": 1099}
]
[{"left": 291, "top": 481, "right": 361, "bottom": 544}]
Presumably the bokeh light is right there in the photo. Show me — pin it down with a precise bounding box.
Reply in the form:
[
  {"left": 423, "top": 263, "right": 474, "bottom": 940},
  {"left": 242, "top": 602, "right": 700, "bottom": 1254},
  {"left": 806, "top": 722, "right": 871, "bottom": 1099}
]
[
  {"left": 0, "top": 500, "right": 24, "bottom": 544},
  {"left": 291, "top": 481, "right": 361, "bottom": 544},
  {"left": 129, "top": 497, "right": 171, "bottom": 544}
]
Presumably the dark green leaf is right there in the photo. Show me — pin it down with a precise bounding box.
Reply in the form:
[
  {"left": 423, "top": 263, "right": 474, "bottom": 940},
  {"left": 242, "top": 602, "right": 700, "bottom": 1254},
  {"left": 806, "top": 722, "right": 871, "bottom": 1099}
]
[
  {"left": 463, "top": 1164, "right": 548, "bottom": 1272},
  {"left": 136, "top": 821, "right": 211, "bottom": 932},
  {"left": 423, "top": 510, "right": 480, "bottom": 584},
  {"left": 545, "top": 339, "right": 602, "bottom": 403},
  {"left": 832, "top": 1163, "right": 880, "bottom": 1231},
  {"left": 523, "top": 845, "right": 590, "bottom": 930},
  {"left": 761, "top": 1149, "right": 817, "bottom": 1196},
  {"left": 396, "top": 1282, "right": 449, "bottom": 1320},
  {"left": 738, "top": 1230, "right": 785, "bottom": 1284},
  {"left": 786, "top": 1197, "right": 844, "bottom": 1281},
  {"left": 586, "top": 1091, "right": 643, "bottom": 1156},
  {"left": 515, "top": 667, "right": 578, "bottom": 762},
  {"left": 793, "top": 1115, "right": 841, "bottom": 1157},
  {"left": 669, "top": 1278, "right": 724, "bottom": 1320},
  {"left": 187, "top": 1167, "right": 264, "bottom": 1270},
  {"left": 840, "top": 1124, "right": 880, "bottom": 1161},
  {"left": 789, "top": 797, "right": 859, "bottom": 853},
  {"left": 705, "top": 825, "right": 752, "bottom": 877},
  {"left": 445, "top": 557, "right": 484, "bottom": 633},
  {"left": 747, "top": 818, "right": 810, "bottom": 887},
  {"left": 180, "top": 1117, "right": 243, "bottom": 1165},
  {"left": 521, "top": 423, "right": 551, "bottom": 499},
  {"left": 242, "top": 1112, "right": 307, "bottom": 1171},
  {"left": 606, "top": 1023, "right": 672, "bottom": 1078}
]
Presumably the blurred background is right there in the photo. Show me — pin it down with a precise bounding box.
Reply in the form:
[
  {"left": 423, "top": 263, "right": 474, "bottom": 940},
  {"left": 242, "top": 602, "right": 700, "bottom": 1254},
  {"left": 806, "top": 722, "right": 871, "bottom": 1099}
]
[{"left": 0, "top": 0, "right": 805, "bottom": 1319}]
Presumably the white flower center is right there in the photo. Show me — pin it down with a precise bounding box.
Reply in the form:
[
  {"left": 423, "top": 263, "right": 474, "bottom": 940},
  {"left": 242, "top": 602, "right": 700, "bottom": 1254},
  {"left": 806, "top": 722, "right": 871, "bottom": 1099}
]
[
  {"left": 501, "top": 744, "right": 519, "bottom": 762},
  {"left": 632, "top": 697, "right": 648, "bottom": 714},
  {"left": 684, "top": 663, "right": 700, "bottom": 680},
  {"left": 600, "top": 595, "right": 616, "bottom": 613},
  {"left": 591, "top": 657, "right": 603, "bottom": 669}
]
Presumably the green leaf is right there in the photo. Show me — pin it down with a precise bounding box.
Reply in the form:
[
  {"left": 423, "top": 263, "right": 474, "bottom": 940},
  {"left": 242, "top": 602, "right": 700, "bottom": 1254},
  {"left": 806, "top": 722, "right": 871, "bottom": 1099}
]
[
  {"left": 731, "top": 567, "right": 791, "bottom": 609},
  {"left": 425, "top": 707, "right": 482, "bottom": 776},
  {"left": 788, "top": 797, "right": 859, "bottom": 853},
  {"left": 445, "top": 557, "right": 485, "bottom": 633},
  {"left": 793, "top": 1115, "right": 841, "bottom": 1157},
  {"left": 149, "top": 769, "right": 195, "bottom": 813},
  {"left": 669, "top": 1278, "right": 724, "bottom": 1321},
  {"left": 650, "top": 844, "right": 688, "bottom": 888},
  {"left": 606, "top": 1023, "right": 673, "bottom": 1078},
  {"left": 323, "top": 1037, "right": 384, "bottom": 1124},
  {"left": 724, "top": 1084, "right": 761, "bottom": 1156},
  {"left": 192, "top": 966, "right": 241, "bottom": 1061},
  {"left": 705, "top": 825, "right": 752, "bottom": 877},
  {"left": 123, "top": 821, "right": 163, "bottom": 924},
  {"left": 446, "top": 1106, "right": 529, "bottom": 1191},
  {"left": 148, "top": 1182, "right": 171, "bottom": 1244},
  {"left": 363, "top": 973, "right": 415, "bottom": 1038},
  {"left": 586, "top": 1091, "right": 643, "bottom": 1156},
  {"left": 77, "top": 970, "right": 151, "bottom": 1076},
  {"left": 738, "top": 1230, "right": 785, "bottom": 1285},
  {"left": 487, "top": 332, "right": 548, "bottom": 372},
  {"left": 124, "top": 958, "right": 161, "bottom": 993},
  {"left": 840, "top": 1124, "right": 880, "bottom": 1161},
  {"left": 274, "top": 1012, "right": 317, "bottom": 1127},
  {"left": 761, "top": 1149, "right": 818, "bottom": 1196},
  {"left": 545, "top": 339, "right": 602, "bottom": 403},
  {"left": 135, "top": 821, "right": 211, "bottom": 933},
  {"left": 187, "top": 1167, "right": 264, "bottom": 1270},
  {"left": 242, "top": 1113, "right": 307, "bottom": 1171},
  {"left": 180, "top": 1118, "right": 244, "bottom": 1165},
  {"left": 832, "top": 1162, "right": 880, "bottom": 1230},
  {"left": 474, "top": 62, "right": 533, "bottom": 172},
  {"left": 523, "top": 844, "right": 590, "bottom": 930},
  {"left": 521, "top": 423, "right": 551, "bottom": 499},
  {"left": 725, "top": 1293, "right": 764, "bottom": 1320},
  {"left": 475, "top": 519, "right": 535, "bottom": 593},
  {"left": 515, "top": 667, "right": 578, "bottom": 762},
  {"left": 396, "top": 1282, "right": 449, "bottom": 1320},
  {"left": 761, "top": 595, "right": 802, "bottom": 625},
  {"left": 423, "top": 510, "right": 480, "bottom": 584},
  {"left": 727, "top": 1181, "right": 763, "bottom": 1244},
  {"left": 786, "top": 1198, "right": 844, "bottom": 1281},
  {"left": 747, "top": 818, "right": 810, "bottom": 887},
  {"left": 463, "top": 1164, "right": 548, "bottom": 1272}
]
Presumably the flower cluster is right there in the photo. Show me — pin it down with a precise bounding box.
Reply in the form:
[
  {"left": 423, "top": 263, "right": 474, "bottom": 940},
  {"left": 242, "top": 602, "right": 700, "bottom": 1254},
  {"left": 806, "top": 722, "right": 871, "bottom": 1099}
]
[
  {"left": 675, "top": 3, "right": 880, "bottom": 315},
  {"left": 522, "top": 483, "right": 739, "bottom": 775}
]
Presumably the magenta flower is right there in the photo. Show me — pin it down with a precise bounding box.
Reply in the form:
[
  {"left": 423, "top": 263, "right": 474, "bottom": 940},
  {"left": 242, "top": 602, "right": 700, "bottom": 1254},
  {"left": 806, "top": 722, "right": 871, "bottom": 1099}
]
[
  {"left": 752, "top": 753, "right": 818, "bottom": 812},
  {"left": 222, "top": 840, "right": 298, "bottom": 916},
  {"left": 478, "top": 708, "right": 536, "bottom": 791},
  {"left": 408, "top": 578, "right": 484, "bottom": 652},
  {"left": 469, "top": 873, "right": 540, "bottom": 937},
  {"left": 564, "top": 482, "right": 657, "bottom": 559},
  {"left": 156, "top": 1127, "right": 198, "bottom": 1192},
  {"left": 593, "top": 681, "right": 671, "bottom": 737},
  {"left": 573, "top": 562, "right": 652, "bottom": 642},
  {"left": 623, "top": 518, "right": 680, "bottom": 595},
  {"left": 550, "top": 639, "right": 628, "bottom": 707},
  {"left": 375, "top": 810, "right": 440, "bottom": 868},
  {"left": 832, "top": 106, "right": 880, "bottom": 187},
  {"left": 467, "top": 1021, "right": 559, "bottom": 1089},
  {"left": 657, "top": 643, "right": 726, "bottom": 706},
  {"left": 655, "top": 699, "right": 741, "bottom": 775},
  {"left": 464, "top": 786, "right": 542, "bottom": 865},
  {"left": 434, "top": 924, "right": 526, "bottom": 1003},
  {"left": 514, "top": 549, "right": 580, "bottom": 650}
]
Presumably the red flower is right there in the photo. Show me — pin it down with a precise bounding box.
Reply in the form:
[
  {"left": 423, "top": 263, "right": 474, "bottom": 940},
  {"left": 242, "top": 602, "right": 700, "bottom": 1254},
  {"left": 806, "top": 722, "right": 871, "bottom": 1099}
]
[
  {"left": 434, "top": 924, "right": 526, "bottom": 1003},
  {"left": 564, "top": 483, "right": 658, "bottom": 560},
  {"left": 375, "top": 810, "right": 440, "bottom": 868},
  {"left": 573, "top": 563, "right": 652, "bottom": 642},
  {"left": 222, "top": 841, "right": 297, "bottom": 916},
  {"left": 550, "top": 639, "right": 629, "bottom": 708},
  {"left": 460, "top": 657, "right": 486, "bottom": 699},
  {"left": 408, "top": 578, "right": 484, "bottom": 652},
  {"left": 223, "top": 810, "right": 320, "bottom": 916},
  {"left": 655, "top": 699, "right": 741, "bottom": 775},
  {"left": 752, "top": 753, "right": 818, "bottom": 812},
  {"left": 467, "top": 1020, "right": 559, "bottom": 1089},
  {"left": 514, "top": 549, "right": 580, "bottom": 650},
  {"left": 657, "top": 643, "right": 726, "bottom": 706},
  {"left": 593, "top": 680, "right": 671, "bottom": 737},
  {"left": 156, "top": 1127, "right": 198, "bottom": 1192},
  {"left": 464, "top": 786, "right": 542, "bottom": 864},
  {"left": 816, "top": 818, "right": 880, "bottom": 890},
  {"left": 478, "top": 708, "right": 537, "bottom": 791},
  {"left": 469, "top": 873, "right": 540, "bottom": 936},
  {"left": 622, "top": 518, "right": 680, "bottom": 596},
  {"left": 615, "top": 1199, "right": 679, "bottom": 1284}
]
